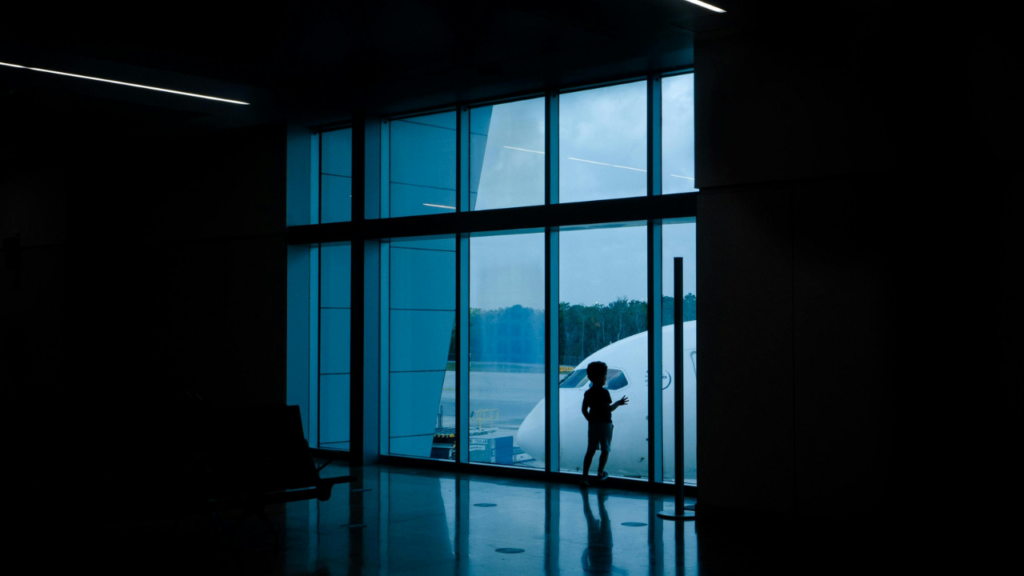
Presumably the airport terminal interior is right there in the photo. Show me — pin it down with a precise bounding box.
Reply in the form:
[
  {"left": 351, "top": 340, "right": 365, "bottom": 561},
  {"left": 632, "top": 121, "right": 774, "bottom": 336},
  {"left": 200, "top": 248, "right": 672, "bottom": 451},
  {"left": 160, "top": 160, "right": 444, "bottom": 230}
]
[{"left": 1, "top": 1, "right": 1011, "bottom": 574}]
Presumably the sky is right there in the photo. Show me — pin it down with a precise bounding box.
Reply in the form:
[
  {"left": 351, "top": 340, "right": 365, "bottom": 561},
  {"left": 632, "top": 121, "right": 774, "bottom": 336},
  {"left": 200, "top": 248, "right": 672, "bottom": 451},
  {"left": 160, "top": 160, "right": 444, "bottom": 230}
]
[{"left": 468, "top": 75, "right": 696, "bottom": 310}]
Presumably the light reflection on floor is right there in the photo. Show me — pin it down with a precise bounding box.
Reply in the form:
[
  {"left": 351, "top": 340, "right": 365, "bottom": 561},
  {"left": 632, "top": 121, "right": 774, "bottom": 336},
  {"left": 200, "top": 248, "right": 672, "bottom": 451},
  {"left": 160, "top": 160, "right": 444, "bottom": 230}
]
[{"left": 97, "top": 462, "right": 883, "bottom": 575}]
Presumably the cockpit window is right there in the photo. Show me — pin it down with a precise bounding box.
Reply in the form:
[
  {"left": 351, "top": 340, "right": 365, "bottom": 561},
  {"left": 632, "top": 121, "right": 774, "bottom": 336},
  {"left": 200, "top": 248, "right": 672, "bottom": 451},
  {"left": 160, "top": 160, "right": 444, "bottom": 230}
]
[{"left": 558, "top": 368, "right": 628, "bottom": 390}]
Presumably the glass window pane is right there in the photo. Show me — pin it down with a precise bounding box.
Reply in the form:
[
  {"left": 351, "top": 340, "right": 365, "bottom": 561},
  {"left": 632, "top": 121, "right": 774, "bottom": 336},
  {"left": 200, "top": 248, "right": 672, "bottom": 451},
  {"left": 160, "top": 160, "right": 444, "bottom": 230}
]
[
  {"left": 322, "top": 175, "right": 352, "bottom": 223},
  {"left": 557, "top": 223, "right": 647, "bottom": 479},
  {"left": 322, "top": 128, "right": 353, "bottom": 177},
  {"left": 320, "top": 375, "right": 351, "bottom": 448},
  {"left": 662, "top": 219, "right": 697, "bottom": 485},
  {"left": 470, "top": 99, "right": 545, "bottom": 211},
  {"left": 320, "top": 242, "right": 351, "bottom": 450},
  {"left": 390, "top": 111, "right": 457, "bottom": 217},
  {"left": 321, "top": 243, "right": 351, "bottom": 308},
  {"left": 387, "top": 234, "right": 456, "bottom": 460},
  {"left": 321, "top": 309, "right": 351, "bottom": 374},
  {"left": 470, "top": 231, "right": 545, "bottom": 469},
  {"left": 320, "top": 128, "right": 352, "bottom": 223},
  {"left": 662, "top": 74, "right": 696, "bottom": 194},
  {"left": 559, "top": 82, "right": 647, "bottom": 203}
]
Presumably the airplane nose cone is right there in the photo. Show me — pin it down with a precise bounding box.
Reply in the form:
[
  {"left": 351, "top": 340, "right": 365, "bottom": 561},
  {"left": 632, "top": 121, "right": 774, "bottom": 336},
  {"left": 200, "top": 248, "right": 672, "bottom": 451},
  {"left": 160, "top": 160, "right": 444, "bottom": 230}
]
[{"left": 516, "top": 400, "right": 545, "bottom": 463}]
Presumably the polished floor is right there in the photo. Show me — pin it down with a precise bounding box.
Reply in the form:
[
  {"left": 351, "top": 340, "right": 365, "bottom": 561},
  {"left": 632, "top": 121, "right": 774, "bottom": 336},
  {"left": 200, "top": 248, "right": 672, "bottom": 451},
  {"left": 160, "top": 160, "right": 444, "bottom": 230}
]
[{"left": 99, "top": 462, "right": 890, "bottom": 575}]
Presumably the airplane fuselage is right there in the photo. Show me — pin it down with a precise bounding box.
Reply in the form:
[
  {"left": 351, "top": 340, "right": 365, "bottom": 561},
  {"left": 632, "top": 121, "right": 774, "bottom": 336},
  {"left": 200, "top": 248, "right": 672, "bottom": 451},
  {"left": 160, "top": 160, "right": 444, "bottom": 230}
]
[{"left": 516, "top": 322, "right": 696, "bottom": 481}]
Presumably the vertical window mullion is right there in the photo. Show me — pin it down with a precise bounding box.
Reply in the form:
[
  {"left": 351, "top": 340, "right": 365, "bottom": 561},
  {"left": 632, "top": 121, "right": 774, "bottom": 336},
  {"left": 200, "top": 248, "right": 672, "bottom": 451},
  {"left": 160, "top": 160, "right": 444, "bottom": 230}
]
[
  {"left": 456, "top": 107, "right": 471, "bottom": 463},
  {"left": 379, "top": 242, "right": 390, "bottom": 456},
  {"left": 458, "top": 107, "right": 470, "bottom": 213},
  {"left": 647, "top": 75, "right": 664, "bottom": 483},
  {"left": 310, "top": 244, "right": 320, "bottom": 447},
  {"left": 456, "top": 235, "right": 470, "bottom": 463},
  {"left": 545, "top": 91, "right": 560, "bottom": 472},
  {"left": 648, "top": 223, "right": 663, "bottom": 483},
  {"left": 311, "top": 133, "right": 320, "bottom": 224},
  {"left": 380, "top": 121, "right": 390, "bottom": 219}
]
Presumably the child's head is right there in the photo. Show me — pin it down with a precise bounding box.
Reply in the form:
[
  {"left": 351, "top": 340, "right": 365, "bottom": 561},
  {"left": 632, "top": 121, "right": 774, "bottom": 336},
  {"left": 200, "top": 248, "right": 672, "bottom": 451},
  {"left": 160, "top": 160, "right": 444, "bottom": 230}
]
[{"left": 586, "top": 361, "right": 608, "bottom": 387}]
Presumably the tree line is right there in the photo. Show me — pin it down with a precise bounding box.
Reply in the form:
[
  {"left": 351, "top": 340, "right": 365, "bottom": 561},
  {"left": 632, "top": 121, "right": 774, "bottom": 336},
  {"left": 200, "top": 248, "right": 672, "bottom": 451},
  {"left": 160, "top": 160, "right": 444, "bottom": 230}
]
[{"left": 455, "top": 295, "right": 696, "bottom": 367}]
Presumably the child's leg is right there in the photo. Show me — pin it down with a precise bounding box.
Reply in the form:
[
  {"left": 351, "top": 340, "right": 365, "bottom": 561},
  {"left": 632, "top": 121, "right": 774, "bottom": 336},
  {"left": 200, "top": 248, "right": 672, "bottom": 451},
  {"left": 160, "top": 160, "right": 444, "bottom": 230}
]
[
  {"left": 583, "top": 428, "right": 598, "bottom": 476},
  {"left": 597, "top": 424, "right": 611, "bottom": 475},
  {"left": 583, "top": 445, "right": 596, "bottom": 476}
]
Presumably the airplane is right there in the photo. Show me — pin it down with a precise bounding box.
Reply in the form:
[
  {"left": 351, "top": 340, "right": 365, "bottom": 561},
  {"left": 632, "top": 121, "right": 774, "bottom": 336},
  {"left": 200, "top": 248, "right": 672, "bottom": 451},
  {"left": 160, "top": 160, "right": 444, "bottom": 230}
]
[{"left": 516, "top": 321, "right": 696, "bottom": 482}]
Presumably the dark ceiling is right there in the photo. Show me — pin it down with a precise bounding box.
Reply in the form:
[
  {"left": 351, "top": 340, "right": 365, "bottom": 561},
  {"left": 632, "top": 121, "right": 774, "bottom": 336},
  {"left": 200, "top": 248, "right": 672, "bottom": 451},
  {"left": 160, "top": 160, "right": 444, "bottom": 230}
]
[{"left": 0, "top": 0, "right": 851, "bottom": 131}]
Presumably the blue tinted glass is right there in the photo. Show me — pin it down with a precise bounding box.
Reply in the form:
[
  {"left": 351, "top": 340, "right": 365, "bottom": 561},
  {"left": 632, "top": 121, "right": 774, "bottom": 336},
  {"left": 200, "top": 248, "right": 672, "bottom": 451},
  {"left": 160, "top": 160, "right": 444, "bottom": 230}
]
[
  {"left": 388, "top": 235, "right": 456, "bottom": 460},
  {"left": 470, "top": 232, "right": 544, "bottom": 469},
  {"left": 320, "top": 374, "right": 351, "bottom": 448},
  {"left": 662, "top": 75, "right": 696, "bottom": 194},
  {"left": 470, "top": 99, "right": 545, "bottom": 211},
  {"left": 390, "top": 112, "right": 457, "bottom": 217},
  {"left": 321, "top": 242, "right": 351, "bottom": 308},
  {"left": 662, "top": 219, "right": 697, "bottom": 484},
  {"left": 321, "top": 128, "right": 352, "bottom": 177},
  {"left": 320, "top": 308, "right": 351, "bottom": 374},
  {"left": 558, "top": 223, "right": 647, "bottom": 479},
  {"left": 319, "top": 241, "right": 351, "bottom": 451},
  {"left": 390, "top": 248, "right": 455, "bottom": 311},
  {"left": 559, "top": 82, "right": 647, "bottom": 203},
  {"left": 322, "top": 175, "right": 352, "bottom": 223},
  {"left": 320, "top": 128, "right": 352, "bottom": 223}
]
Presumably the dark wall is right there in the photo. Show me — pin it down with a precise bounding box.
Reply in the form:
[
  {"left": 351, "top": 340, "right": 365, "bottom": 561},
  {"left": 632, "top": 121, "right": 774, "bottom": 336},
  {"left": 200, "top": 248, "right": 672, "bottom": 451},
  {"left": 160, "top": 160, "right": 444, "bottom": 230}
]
[
  {"left": 1, "top": 97, "right": 289, "bottom": 505},
  {"left": 3, "top": 9, "right": 1011, "bottom": 528},
  {"left": 694, "top": 14, "right": 1005, "bottom": 525}
]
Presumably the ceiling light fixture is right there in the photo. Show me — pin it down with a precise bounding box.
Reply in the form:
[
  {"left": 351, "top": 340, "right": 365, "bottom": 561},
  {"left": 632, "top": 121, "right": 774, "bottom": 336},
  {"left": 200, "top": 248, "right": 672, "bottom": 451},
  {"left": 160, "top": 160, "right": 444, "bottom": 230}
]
[
  {"left": 423, "top": 203, "right": 456, "bottom": 210},
  {"left": 682, "top": 0, "right": 726, "bottom": 13},
  {"left": 0, "top": 61, "right": 249, "bottom": 105}
]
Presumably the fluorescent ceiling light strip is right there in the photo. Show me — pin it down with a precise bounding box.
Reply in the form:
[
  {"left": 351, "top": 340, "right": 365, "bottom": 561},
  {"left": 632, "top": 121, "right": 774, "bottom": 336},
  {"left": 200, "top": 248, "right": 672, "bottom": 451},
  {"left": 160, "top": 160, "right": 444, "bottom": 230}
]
[
  {"left": 0, "top": 61, "right": 249, "bottom": 105},
  {"left": 682, "top": 0, "right": 726, "bottom": 13},
  {"left": 423, "top": 203, "right": 456, "bottom": 210},
  {"left": 670, "top": 174, "right": 695, "bottom": 180},
  {"left": 568, "top": 157, "right": 646, "bottom": 172}
]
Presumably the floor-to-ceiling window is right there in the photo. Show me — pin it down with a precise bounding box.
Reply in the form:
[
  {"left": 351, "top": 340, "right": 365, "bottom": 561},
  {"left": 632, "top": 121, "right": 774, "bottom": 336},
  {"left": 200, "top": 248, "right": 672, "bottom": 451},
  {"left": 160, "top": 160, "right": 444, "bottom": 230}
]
[
  {"left": 291, "top": 71, "right": 697, "bottom": 488},
  {"left": 320, "top": 128, "right": 353, "bottom": 223},
  {"left": 384, "top": 234, "right": 457, "bottom": 459},
  {"left": 559, "top": 81, "right": 647, "bottom": 203},
  {"left": 469, "top": 230, "right": 545, "bottom": 468},
  {"left": 662, "top": 219, "right": 697, "bottom": 485},
  {"left": 319, "top": 242, "right": 351, "bottom": 450},
  {"left": 660, "top": 71, "right": 698, "bottom": 484},
  {"left": 556, "top": 223, "right": 647, "bottom": 479},
  {"left": 470, "top": 98, "right": 545, "bottom": 211}
]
